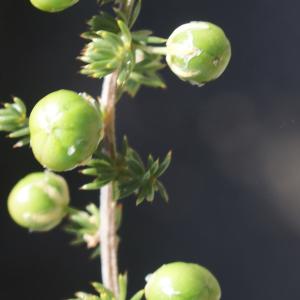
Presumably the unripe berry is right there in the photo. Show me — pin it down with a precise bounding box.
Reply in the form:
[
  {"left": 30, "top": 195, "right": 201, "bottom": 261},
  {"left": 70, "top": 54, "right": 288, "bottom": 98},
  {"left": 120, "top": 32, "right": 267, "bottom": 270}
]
[
  {"left": 8, "top": 172, "right": 70, "bottom": 232},
  {"left": 166, "top": 22, "right": 231, "bottom": 86},
  {"left": 29, "top": 90, "right": 103, "bottom": 172},
  {"left": 145, "top": 262, "right": 221, "bottom": 300},
  {"left": 30, "top": 0, "right": 79, "bottom": 13}
]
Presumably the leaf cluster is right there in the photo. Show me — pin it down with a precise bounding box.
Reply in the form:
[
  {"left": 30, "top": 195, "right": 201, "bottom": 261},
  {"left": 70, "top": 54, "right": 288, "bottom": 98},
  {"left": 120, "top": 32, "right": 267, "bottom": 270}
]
[
  {"left": 65, "top": 204, "right": 122, "bottom": 255},
  {"left": 0, "top": 97, "right": 29, "bottom": 147},
  {"left": 96, "top": 0, "right": 141, "bottom": 29},
  {"left": 81, "top": 19, "right": 134, "bottom": 90},
  {"left": 124, "top": 31, "right": 166, "bottom": 97},
  {"left": 81, "top": 137, "right": 171, "bottom": 205},
  {"left": 70, "top": 274, "right": 144, "bottom": 300},
  {"left": 80, "top": 1, "right": 166, "bottom": 97}
]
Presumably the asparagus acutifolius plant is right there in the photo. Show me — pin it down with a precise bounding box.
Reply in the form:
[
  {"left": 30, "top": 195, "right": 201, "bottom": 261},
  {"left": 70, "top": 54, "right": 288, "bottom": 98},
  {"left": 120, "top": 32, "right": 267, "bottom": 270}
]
[{"left": 1, "top": 0, "right": 231, "bottom": 299}]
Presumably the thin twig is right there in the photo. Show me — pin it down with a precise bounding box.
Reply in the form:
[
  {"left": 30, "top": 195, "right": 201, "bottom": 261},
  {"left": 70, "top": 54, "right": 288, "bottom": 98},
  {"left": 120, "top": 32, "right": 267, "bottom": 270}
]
[
  {"left": 99, "top": 0, "right": 135, "bottom": 296},
  {"left": 99, "top": 72, "right": 119, "bottom": 297}
]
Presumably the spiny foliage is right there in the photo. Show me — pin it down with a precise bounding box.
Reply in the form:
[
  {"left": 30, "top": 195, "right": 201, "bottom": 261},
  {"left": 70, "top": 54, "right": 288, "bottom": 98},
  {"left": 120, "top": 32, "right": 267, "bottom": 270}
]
[
  {"left": 81, "top": 137, "right": 171, "bottom": 205},
  {"left": 70, "top": 275, "right": 144, "bottom": 300},
  {"left": 81, "top": 19, "right": 134, "bottom": 91},
  {"left": 0, "top": 97, "right": 29, "bottom": 147},
  {"left": 80, "top": 1, "right": 166, "bottom": 97},
  {"left": 65, "top": 204, "right": 122, "bottom": 257}
]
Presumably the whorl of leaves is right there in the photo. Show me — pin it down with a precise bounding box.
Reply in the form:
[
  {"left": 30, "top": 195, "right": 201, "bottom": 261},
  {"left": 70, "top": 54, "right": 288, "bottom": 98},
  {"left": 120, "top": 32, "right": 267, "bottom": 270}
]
[
  {"left": 69, "top": 274, "right": 144, "bottom": 300},
  {"left": 0, "top": 97, "right": 29, "bottom": 147},
  {"left": 80, "top": 19, "right": 134, "bottom": 91},
  {"left": 81, "top": 137, "right": 171, "bottom": 205},
  {"left": 65, "top": 204, "right": 122, "bottom": 257},
  {"left": 80, "top": 0, "right": 166, "bottom": 97}
]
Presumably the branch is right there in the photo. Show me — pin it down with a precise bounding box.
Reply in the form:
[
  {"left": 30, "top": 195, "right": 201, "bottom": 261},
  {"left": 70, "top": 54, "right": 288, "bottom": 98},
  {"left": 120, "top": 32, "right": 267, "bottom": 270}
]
[{"left": 99, "top": 72, "right": 119, "bottom": 297}]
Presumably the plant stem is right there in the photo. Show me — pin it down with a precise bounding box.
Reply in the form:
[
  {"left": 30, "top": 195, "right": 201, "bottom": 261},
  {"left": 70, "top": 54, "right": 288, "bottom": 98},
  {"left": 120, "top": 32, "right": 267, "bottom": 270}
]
[{"left": 99, "top": 72, "right": 119, "bottom": 297}]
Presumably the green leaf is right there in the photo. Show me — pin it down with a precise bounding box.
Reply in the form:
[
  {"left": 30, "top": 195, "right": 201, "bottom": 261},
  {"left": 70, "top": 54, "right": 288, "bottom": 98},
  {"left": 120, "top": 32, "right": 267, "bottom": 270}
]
[
  {"left": 81, "top": 168, "right": 99, "bottom": 176},
  {"left": 86, "top": 156, "right": 113, "bottom": 167},
  {"left": 123, "top": 78, "right": 140, "bottom": 97},
  {"left": 122, "top": 50, "right": 166, "bottom": 97},
  {"left": 0, "top": 115, "right": 19, "bottom": 123},
  {"left": 136, "top": 196, "right": 144, "bottom": 206},
  {"left": 127, "top": 148, "right": 144, "bottom": 166},
  {"left": 132, "top": 30, "right": 153, "bottom": 41},
  {"left": 81, "top": 178, "right": 112, "bottom": 190},
  {"left": 92, "top": 282, "right": 114, "bottom": 298},
  {"left": 118, "top": 20, "right": 132, "bottom": 46},
  {"left": 113, "top": 7, "right": 128, "bottom": 24},
  {"left": 73, "top": 292, "right": 101, "bottom": 300},
  {"left": 13, "top": 136, "right": 30, "bottom": 148},
  {"left": 144, "top": 36, "right": 167, "bottom": 44},
  {"left": 8, "top": 127, "right": 30, "bottom": 138},
  {"left": 155, "top": 151, "right": 172, "bottom": 177},
  {"left": 156, "top": 180, "right": 169, "bottom": 203},
  {"left": 0, "top": 97, "right": 29, "bottom": 147},
  {"left": 12, "top": 97, "right": 27, "bottom": 114},
  {"left": 86, "top": 203, "right": 99, "bottom": 216},
  {"left": 147, "top": 154, "right": 154, "bottom": 168},
  {"left": 97, "top": 0, "right": 114, "bottom": 6},
  {"left": 0, "top": 124, "right": 16, "bottom": 131},
  {"left": 128, "top": 0, "right": 142, "bottom": 28},
  {"left": 118, "top": 274, "right": 127, "bottom": 300},
  {"left": 88, "top": 12, "right": 119, "bottom": 33},
  {"left": 146, "top": 184, "right": 155, "bottom": 202},
  {"left": 115, "top": 204, "right": 123, "bottom": 229},
  {"left": 129, "top": 290, "right": 144, "bottom": 300},
  {"left": 120, "top": 135, "right": 130, "bottom": 156},
  {"left": 118, "top": 180, "right": 140, "bottom": 199},
  {"left": 117, "top": 50, "right": 135, "bottom": 90},
  {"left": 127, "top": 158, "right": 145, "bottom": 176},
  {"left": 90, "top": 247, "right": 101, "bottom": 260},
  {"left": 130, "top": 72, "right": 166, "bottom": 88}
]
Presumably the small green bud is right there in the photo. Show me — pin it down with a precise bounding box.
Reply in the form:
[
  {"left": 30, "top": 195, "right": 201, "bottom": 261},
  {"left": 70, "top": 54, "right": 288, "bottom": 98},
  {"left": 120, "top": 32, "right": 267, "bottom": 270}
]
[
  {"left": 29, "top": 90, "right": 103, "bottom": 172},
  {"left": 8, "top": 172, "right": 70, "bottom": 232},
  {"left": 145, "top": 262, "right": 221, "bottom": 300},
  {"left": 166, "top": 22, "right": 231, "bottom": 86},
  {"left": 30, "top": 0, "right": 79, "bottom": 13}
]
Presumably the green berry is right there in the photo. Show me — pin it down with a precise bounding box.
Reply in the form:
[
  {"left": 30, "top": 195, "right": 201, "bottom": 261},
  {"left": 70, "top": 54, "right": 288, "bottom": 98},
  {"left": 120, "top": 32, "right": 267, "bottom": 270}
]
[
  {"left": 145, "top": 262, "right": 221, "bottom": 300},
  {"left": 166, "top": 22, "right": 231, "bottom": 86},
  {"left": 8, "top": 172, "right": 70, "bottom": 232},
  {"left": 30, "top": 0, "right": 79, "bottom": 12},
  {"left": 29, "top": 90, "right": 103, "bottom": 172}
]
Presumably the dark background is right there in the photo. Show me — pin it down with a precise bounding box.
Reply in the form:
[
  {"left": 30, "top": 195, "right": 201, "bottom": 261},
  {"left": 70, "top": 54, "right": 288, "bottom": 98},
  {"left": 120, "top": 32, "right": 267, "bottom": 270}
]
[{"left": 1, "top": 0, "right": 300, "bottom": 299}]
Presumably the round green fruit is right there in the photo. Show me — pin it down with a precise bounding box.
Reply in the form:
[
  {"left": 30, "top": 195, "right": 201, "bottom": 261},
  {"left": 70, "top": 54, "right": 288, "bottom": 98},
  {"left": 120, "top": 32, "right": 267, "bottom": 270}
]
[
  {"left": 7, "top": 172, "right": 70, "bottom": 232},
  {"left": 166, "top": 22, "right": 231, "bottom": 86},
  {"left": 145, "top": 262, "right": 221, "bottom": 300},
  {"left": 29, "top": 90, "right": 103, "bottom": 172},
  {"left": 30, "top": 0, "right": 79, "bottom": 13}
]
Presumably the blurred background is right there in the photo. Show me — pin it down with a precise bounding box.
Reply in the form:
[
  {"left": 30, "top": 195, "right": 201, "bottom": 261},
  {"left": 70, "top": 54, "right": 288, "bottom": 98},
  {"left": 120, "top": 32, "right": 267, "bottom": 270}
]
[{"left": 1, "top": 0, "right": 300, "bottom": 299}]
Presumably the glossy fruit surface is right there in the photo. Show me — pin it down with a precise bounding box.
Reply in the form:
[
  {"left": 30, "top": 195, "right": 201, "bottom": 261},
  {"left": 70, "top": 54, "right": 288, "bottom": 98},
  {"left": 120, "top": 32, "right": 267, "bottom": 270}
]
[
  {"left": 8, "top": 172, "right": 70, "bottom": 231},
  {"left": 145, "top": 262, "right": 221, "bottom": 300},
  {"left": 166, "top": 22, "right": 231, "bottom": 86},
  {"left": 29, "top": 90, "right": 102, "bottom": 172},
  {"left": 30, "top": 0, "right": 79, "bottom": 13}
]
